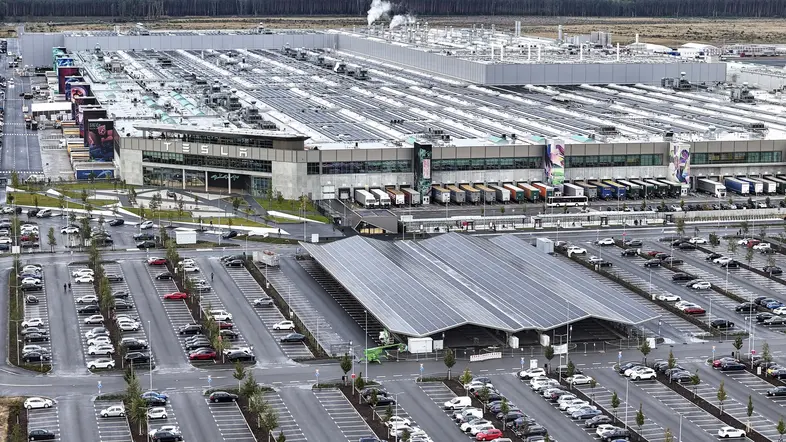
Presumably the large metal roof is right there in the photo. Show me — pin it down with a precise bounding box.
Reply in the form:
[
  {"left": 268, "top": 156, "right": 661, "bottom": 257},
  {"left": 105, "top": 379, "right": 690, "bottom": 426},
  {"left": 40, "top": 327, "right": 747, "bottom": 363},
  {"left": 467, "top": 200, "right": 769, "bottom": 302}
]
[{"left": 300, "top": 233, "right": 659, "bottom": 337}]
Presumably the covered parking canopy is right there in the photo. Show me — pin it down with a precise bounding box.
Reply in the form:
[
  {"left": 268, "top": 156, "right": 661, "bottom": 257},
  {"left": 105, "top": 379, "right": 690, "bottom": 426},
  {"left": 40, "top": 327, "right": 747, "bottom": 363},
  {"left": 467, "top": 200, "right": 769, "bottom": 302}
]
[{"left": 300, "top": 233, "right": 659, "bottom": 338}]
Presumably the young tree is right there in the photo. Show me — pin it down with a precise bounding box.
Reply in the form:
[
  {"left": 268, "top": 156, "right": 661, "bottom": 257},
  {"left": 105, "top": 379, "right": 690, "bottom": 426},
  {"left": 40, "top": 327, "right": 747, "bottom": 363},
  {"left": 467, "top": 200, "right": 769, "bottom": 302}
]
[
  {"left": 709, "top": 232, "right": 720, "bottom": 249},
  {"left": 778, "top": 417, "right": 786, "bottom": 441},
  {"left": 369, "top": 390, "right": 379, "bottom": 417},
  {"left": 129, "top": 396, "right": 148, "bottom": 435},
  {"left": 232, "top": 197, "right": 242, "bottom": 212},
  {"left": 354, "top": 372, "right": 365, "bottom": 391},
  {"left": 639, "top": 338, "right": 652, "bottom": 364},
  {"left": 46, "top": 227, "right": 56, "bottom": 252},
  {"left": 383, "top": 404, "right": 393, "bottom": 423},
  {"left": 717, "top": 381, "right": 727, "bottom": 415},
  {"left": 691, "top": 370, "right": 701, "bottom": 398},
  {"left": 233, "top": 361, "right": 247, "bottom": 389},
  {"left": 276, "top": 431, "right": 286, "bottom": 442},
  {"left": 611, "top": 391, "right": 620, "bottom": 421},
  {"left": 544, "top": 345, "right": 555, "bottom": 372},
  {"left": 478, "top": 386, "right": 491, "bottom": 412},
  {"left": 747, "top": 395, "right": 754, "bottom": 432},
  {"left": 80, "top": 188, "right": 89, "bottom": 204},
  {"left": 247, "top": 393, "right": 270, "bottom": 428},
  {"left": 400, "top": 428, "right": 411, "bottom": 442},
  {"left": 679, "top": 199, "right": 685, "bottom": 211},
  {"left": 636, "top": 403, "right": 645, "bottom": 431},
  {"left": 746, "top": 246, "right": 755, "bottom": 268},
  {"left": 741, "top": 221, "right": 750, "bottom": 236},
  {"left": 664, "top": 428, "right": 674, "bottom": 442},
  {"left": 566, "top": 360, "right": 576, "bottom": 378},
  {"left": 733, "top": 336, "right": 744, "bottom": 358},
  {"left": 500, "top": 398, "right": 510, "bottom": 417},
  {"left": 240, "top": 373, "right": 260, "bottom": 399},
  {"left": 675, "top": 217, "right": 685, "bottom": 236},
  {"left": 459, "top": 368, "right": 472, "bottom": 396},
  {"left": 10, "top": 171, "right": 19, "bottom": 189},
  {"left": 444, "top": 348, "right": 456, "bottom": 379},
  {"left": 728, "top": 239, "right": 739, "bottom": 255},
  {"left": 763, "top": 342, "right": 773, "bottom": 363},
  {"left": 589, "top": 378, "right": 598, "bottom": 404},
  {"left": 668, "top": 350, "right": 677, "bottom": 370},
  {"left": 340, "top": 353, "right": 352, "bottom": 385}
]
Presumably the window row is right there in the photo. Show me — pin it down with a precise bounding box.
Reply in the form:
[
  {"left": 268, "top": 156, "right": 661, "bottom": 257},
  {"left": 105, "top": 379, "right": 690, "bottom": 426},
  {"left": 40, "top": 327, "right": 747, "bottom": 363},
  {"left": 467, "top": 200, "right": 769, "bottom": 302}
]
[
  {"left": 143, "top": 151, "right": 272, "bottom": 173},
  {"left": 432, "top": 157, "right": 544, "bottom": 171},
  {"left": 308, "top": 160, "right": 412, "bottom": 175},
  {"left": 565, "top": 154, "right": 664, "bottom": 168},
  {"left": 182, "top": 134, "right": 274, "bottom": 149},
  {"left": 691, "top": 151, "right": 783, "bottom": 165}
]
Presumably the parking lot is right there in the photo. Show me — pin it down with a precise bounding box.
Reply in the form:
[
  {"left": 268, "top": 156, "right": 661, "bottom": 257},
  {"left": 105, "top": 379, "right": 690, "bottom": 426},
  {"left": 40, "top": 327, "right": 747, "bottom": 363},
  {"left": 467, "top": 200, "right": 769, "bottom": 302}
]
[
  {"left": 27, "top": 405, "right": 61, "bottom": 441},
  {"left": 103, "top": 262, "right": 154, "bottom": 367},
  {"left": 93, "top": 400, "right": 133, "bottom": 442},
  {"left": 263, "top": 391, "right": 308, "bottom": 442},
  {"left": 68, "top": 264, "right": 111, "bottom": 371},
  {"left": 417, "top": 382, "right": 472, "bottom": 439},
  {"left": 21, "top": 263, "right": 52, "bottom": 366},
  {"left": 147, "top": 401, "right": 183, "bottom": 440},
  {"left": 142, "top": 261, "right": 197, "bottom": 361},
  {"left": 222, "top": 262, "right": 312, "bottom": 360},
  {"left": 313, "top": 388, "right": 376, "bottom": 441},
  {"left": 205, "top": 397, "right": 256, "bottom": 442}
]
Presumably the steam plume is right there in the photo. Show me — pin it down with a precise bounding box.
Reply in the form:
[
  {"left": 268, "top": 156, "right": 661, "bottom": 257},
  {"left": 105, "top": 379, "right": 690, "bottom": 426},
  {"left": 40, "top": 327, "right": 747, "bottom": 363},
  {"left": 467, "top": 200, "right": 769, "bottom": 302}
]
[
  {"left": 367, "top": 0, "right": 392, "bottom": 26},
  {"left": 389, "top": 14, "right": 415, "bottom": 29}
]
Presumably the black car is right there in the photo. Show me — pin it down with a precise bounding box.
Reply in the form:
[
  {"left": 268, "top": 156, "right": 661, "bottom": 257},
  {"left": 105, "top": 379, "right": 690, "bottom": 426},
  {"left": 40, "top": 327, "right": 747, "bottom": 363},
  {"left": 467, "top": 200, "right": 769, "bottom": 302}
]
[
  {"left": 20, "top": 327, "right": 46, "bottom": 336},
  {"left": 226, "top": 351, "right": 256, "bottom": 363},
  {"left": 618, "top": 362, "right": 641, "bottom": 374},
  {"left": 721, "top": 361, "right": 746, "bottom": 371},
  {"left": 222, "top": 230, "right": 238, "bottom": 239},
  {"left": 601, "top": 428, "right": 629, "bottom": 441},
  {"left": 758, "top": 312, "right": 776, "bottom": 323},
  {"left": 27, "top": 429, "right": 56, "bottom": 441},
  {"left": 361, "top": 387, "right": 389, "bottom": 398},
  {"left": 125, "top": 352, "right": 151, "bottom": 364},
  {"left": 112, "top": 291, "right": 130, "bottom": 299},
  {"left": 185, "top": 342, "right": 212, "bottom": 351},
  {"left": 656, "top": 253, "right": 671, "bottom": 260},
  {"left": 166, "top": 190, "right": 176, "bottom": 198},
  {"left": 108, "top": 219, "right": 125, "bottom": 226},
  {"left": 710, "top": 319, "right": 735, "bottom": 329},
  {"left": 134, "top": 233, "right": 155, "bottom": 241},
  {"left": 22, "top": 352, "right": 50, "bottom": 363},
  {"left": 755, "top": 296, "right": 771, "bottom": 306},
  {"left": 519, "top": 425, "right": 548, "bottom": 437},
  {"left": 156, "top": 272, "right": 173, "bottom": 280},
  {"left": 137, "top": 240, "right": 156, "bottom": 249},
  {"left": 24, "top": 333, "right": 49, "bottom": 343},
  {"left": 220, "top": 329, "right": 239, "bottom": 340},
  {"left": 620, "top": 248, "right": 638, "bottom": 257},
  {"left": 94, "top": 237, "right": 114, "bottom": 246},
  {"left": 178, "top": 324, "right": 202, "bottom": 335},
  {"left": 106, "top": 274, "right": 124, "bottom": 282},
  {"left": 643, "top": 259, "right": 661, "bottom": 268},
  {"left": 25, "top": 295, "right": 39, "bottom": 304},
  {"left": 672, "top": 272, "right": 693, "bottom": 281},
  {"left": 27, "top": 208, "right": 39, "bottom": 217},
  {"left": 722, "top": 260, "right": 740, "bottom": 268},
  {"left": 770, "top": 369, "right": 786, "bottom": 379},
  {"left": 735, "top": 302, "right": 758, "bottom": 312},
  {"left": 670, "top": 371, "right": 693, "bottom": 383},
  {"left": 678, "top": 242, "right": 697, "bottom": 250},
  {"left": 225, "top": 259, "right": 243, "bottom": 267},
  {"left": 280, "top": 333, "right": 305, "bottom": 343},
  {"left": 706, "top": 252, "right": 723, "bottom": 261},
  {"left": 120, "top": 339, "right": 148, "bottom": 351},
  {"left": 765, "top": 266, "right": 783, "bottom": 275},
  {"left": 151, "top": 430, "right": 183, "bottom": 442},
  {"left": 663, "top": 257, "right": 684, "bottom": 265},
  {"left": 768, "top": 386, "right": 786, "bottom": 396},
  {"left": 220, "top": 254, "right": 245, "bottom": 263},
  {"left": 375, "top": 396, "right": 396, "bottom": 406},
  {"left": 209, "top": 391, "right": 238, "bottom": 403},
  {"left": 21, "top": 283, "right": 42, "bottom": 292},
  {"left": 585, "top": 415, "right": 613, "bottom": 428},
  {"left": 114, "top": 301, "right": 133, "bottom": 310},
  {"left": 78, "top": 305, "right": 101, "bottom": 315}
]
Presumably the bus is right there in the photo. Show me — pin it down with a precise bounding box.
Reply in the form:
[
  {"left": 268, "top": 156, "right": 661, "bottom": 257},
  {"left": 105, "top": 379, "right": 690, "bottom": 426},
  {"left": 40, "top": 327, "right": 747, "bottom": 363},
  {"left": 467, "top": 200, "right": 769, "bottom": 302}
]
[{"left": 546, "top": 196, "right": 589, "bottom": 207}]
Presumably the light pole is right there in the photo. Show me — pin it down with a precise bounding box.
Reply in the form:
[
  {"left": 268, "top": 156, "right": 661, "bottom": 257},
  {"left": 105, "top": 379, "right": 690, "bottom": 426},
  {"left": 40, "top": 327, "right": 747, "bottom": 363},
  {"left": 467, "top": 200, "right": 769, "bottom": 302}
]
[
  {"left": 364, "top": 310, "right": 368, "bottom": 382},
  {"left": 624, "top": 377, "right": 629, "bottom": 429},
  {"left": 678, "top": 413, "right": 683, "bottom": 442},
  {"left": 148, "top": 320, "right": 152, "bottom": 390},
  {"left": 392, "top": 392, "right": 404, "bottom": 442}
]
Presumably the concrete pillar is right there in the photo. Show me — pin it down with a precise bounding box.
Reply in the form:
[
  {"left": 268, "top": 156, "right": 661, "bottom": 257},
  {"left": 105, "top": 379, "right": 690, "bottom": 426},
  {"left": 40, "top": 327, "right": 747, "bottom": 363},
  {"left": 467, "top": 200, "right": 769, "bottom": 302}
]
[{"left": 228, "top": 173, "right": 232, "bottom": 194}]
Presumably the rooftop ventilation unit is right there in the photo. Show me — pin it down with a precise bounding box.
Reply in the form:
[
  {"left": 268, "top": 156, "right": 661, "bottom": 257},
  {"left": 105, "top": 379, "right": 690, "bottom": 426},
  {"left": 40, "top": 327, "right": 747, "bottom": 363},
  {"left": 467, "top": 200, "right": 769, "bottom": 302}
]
[
  {"left": 744, "top": 122, "right": 768, "bottom": 133},
  {"left": 596, "top": 125, "right": 618, "bottom": 135},
  {"left": 731, "top": 82, "right": 755, "bottom": 103}
]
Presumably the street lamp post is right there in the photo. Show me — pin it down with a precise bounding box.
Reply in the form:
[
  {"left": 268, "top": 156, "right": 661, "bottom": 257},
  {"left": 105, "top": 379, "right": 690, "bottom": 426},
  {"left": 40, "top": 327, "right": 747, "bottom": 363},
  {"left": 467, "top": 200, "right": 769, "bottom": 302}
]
[
  {"left": 148, "top": 320, "right": 152, "bottom": 390},
  {"left": 624, "top": 377, "right": 629, "bottom": 429},
  {"left": 678, "top": 413, "right": 683, "bottom": 442},
  {"left": 365, "top": 310, "right": 368, "bottom": 382}
]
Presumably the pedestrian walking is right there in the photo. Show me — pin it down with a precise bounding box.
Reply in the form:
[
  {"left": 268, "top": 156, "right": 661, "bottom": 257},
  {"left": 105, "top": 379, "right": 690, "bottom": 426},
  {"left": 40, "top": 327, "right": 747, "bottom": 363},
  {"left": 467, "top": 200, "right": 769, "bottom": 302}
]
[
  {"left": 210, "top": 272, "right": 214, "bottom": 281},
  {"left": 63, "top": 283, "right": 66, "bottom": 292},
  {"left": 67, "top": 282, "right": 71, "bottom": 291}
]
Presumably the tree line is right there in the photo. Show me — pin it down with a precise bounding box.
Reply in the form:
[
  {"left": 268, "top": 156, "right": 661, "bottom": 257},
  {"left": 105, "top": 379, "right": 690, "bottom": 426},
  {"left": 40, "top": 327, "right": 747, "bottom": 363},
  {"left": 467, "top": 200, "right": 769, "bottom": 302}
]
[{"left": 5, "top": 0, "right": 786, "bottom": 19}]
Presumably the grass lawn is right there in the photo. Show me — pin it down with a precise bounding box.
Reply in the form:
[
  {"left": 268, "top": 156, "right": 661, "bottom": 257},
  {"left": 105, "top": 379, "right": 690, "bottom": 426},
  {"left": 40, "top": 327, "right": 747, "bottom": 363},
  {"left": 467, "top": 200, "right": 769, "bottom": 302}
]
[
  {"left": 240, "top": 234, "right": 300, "bottom": 244},
  {"left": 10, "top": 193, "right": 85, "bottom": 209},
  {"left": 200, "top": 217, "right": 270, "bottom": 228},
  {"left": 58, "top": 182, "right": 134, "bottom": 191},
  {"left": 264, "top": 215, "right": 301, "bottom": 224},
  {"left": 124, "top": 208, "right": 269, "bottom": 228},
  {"left": 126, "top": 207, "right": 189, "bottom": 219},
  {"left": 57, "top": 190, "right": 116, "bottom": 207},
  {"left": 255, "top": 198, "right": 329, "bottom": 223}
]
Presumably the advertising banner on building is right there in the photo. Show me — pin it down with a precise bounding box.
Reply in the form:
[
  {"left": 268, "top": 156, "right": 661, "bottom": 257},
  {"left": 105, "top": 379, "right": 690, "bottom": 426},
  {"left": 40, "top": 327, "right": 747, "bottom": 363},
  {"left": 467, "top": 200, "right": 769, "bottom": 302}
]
[
  {"left": 82, "top": 109, "right": 107, "bottom": 146},
  {"left": 72, "top": 97, "right": 98, "bottom": 129},
  {"left": 670, "top": 142, "right": 691, "bottom": 184},
  {"left": 76, "top": 169, "right": 114, "bottom": 180},
  {"left": 86, "top": 119, "right": 117, "bottom": 162},
  {"left": 413, "top": 141, "right": 432, "bottom": 203},
  {"left": 53, "top": 48, "right": 67, "bottom": 70},
  {"left": 69, "top": 83, "right": 92, "bottom": 120},
  {"left": 544, "top": 140, "right": 566, "bottom": 187},
  {"left": 57, "top": 69, "right": 80, "bottom": 96},
  {"left": 64, "top": 76, "right": 84, "bottom": 100},
  {"left": 56, "top": 56, "right": 74, "bottom": 68}
]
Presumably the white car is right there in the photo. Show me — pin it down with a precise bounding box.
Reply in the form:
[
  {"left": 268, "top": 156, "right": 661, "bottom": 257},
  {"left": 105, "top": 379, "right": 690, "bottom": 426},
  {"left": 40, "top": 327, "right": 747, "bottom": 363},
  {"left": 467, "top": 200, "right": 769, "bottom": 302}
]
[
  {"left": 182, "top": 265, "right": 199, "bottom": 273},
  {"left": 631, "top": 368, "right": 657, "bottom": 380},
  {"left": 85, "top": 328, "right": 108, "bottom": 339},
  {"left": 691, "top": 281, "right": 712, "bottom": 290},
  {"left": 77, "top": 295, "right": 98, "bottom": 304},
  {"left": 467, "top": 380, "right": 494, "bottom": 392},
  {"left": 518, "top": 367, "right": 546, "bottom": 379},
  {"left": 21, "top": 318, "right": 44, "bottom": 328},
  {"left": 60, "top": 226, "right": 79, "bottom": 234},
  {"left": 24, "top": 397, "right": 54, "bottom": 409},
  {"left": 624, "top": 366, "right": 647, "bottom": 377},
  {"left": 88, "top": 344, "right": 115, "bottom": 356},
  {"left": 209, "top": 310, "right": 233, "bottom": 322},
  {"left": 737, "top": 238, "right": 752, "bottom": 246},
  {"left": 559, "top": 399, "right": 589, "bottom": 411},
  {"left": 140, "top": 220, "right": 154, "bottom": 229},
  {"left": 567, "top": 246, "right": 587, "bottom": 255},
  {"left": 273, "top": 320, "right": 295, "bottom": 331},
  {"left": 596, "top": 424, "right": 616, "bottom": 437},
  {"left": 88, "top": 358, "right": 116, "bottom": 370},
  {"left": 388, "top": 422, "right": 412, "bottom": 438},
  {"left": 115, "top": 314, "right": 138, "bottom": 323},
  {"left": 147, "top": 407, "right": 168, "bottom": 420},
  {"left": 588, "top": 256, "right": 604, "bottom": 264},
  {"left": 87, "top": 336, "right": 112, "bottom": 347},
  {"left": 718, "top": 426, "right": 745, "bottom": 438},
  {"left": 84, "top": 315, "right": 105, "bottom": 325},
  {"left": 22, "top": 345, "right": 47, "bottom": 354},
  {"left": 566, "top": 404, "right": 597, "bottom": 414},
  {"left": 0, "top": 237, "right": 12, "bottom": 244},
  {"left": 657, "top": 293, "right": 681, "bottom": 302},
  {"left": 150, "top": 425, "right": 180, "bottom": 437},
  {"left": 71, "top": 268, "right": 94, "bottom": 277},
  {"left": 20, "top": 277, "right": 42, "bottom": 286},
  {"left": 689, "top": 237, "right": 706, "bottom": 244},
  {"left": 566, "top": 374, "right": 594, "bottom": 385},
  {"left": 556, "top": 395, "right": 578, "bottom": 406},
  {"left": 773, "top": 307, "right": 786, "bottom": 316},
  {"left": 178, "top": 259, "right": 196, "bottom": 267},
  {"left": 713, "top": 256, "right": 732, "bottom": 265},
  {"left": 596, "top": 238, "right": 615, "bottom": 246},
  {"left": 75, "top": 275, "right": 95, "bottom": 284},
  {"left": 118, "top": 321, "right": 141, "bottom": 331},
  {"left": 469, "top": 423, "right": 495, "bottom": 436},
  {"left": 100, "top": 405, "right": 125, "bottom": 418},
  {"left": 460, "top": 418, "right": 491, "bottom": 432},
  {"left": 385, "top": 416, "right": 411, "bottom": 428},
  {"left": 754, "top": 242, "right": 771, "bottom": 250}
]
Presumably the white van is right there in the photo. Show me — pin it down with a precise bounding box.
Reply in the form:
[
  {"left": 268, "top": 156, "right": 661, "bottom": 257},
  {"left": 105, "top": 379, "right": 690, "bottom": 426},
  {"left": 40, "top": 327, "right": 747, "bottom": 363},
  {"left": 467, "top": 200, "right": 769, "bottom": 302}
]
[
  {"left": 443, "top": 396, "right": 472, "bottom": 410},
  {"left": 209, "top": 310, "right": 232, "bottom": 322},
  {"left": 36, "top": 208, "right": 52, "bottom": 218}
]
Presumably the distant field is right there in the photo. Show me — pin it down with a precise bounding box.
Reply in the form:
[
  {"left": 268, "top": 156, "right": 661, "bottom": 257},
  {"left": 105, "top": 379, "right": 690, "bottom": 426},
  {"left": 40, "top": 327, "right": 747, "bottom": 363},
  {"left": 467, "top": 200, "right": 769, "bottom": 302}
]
[{"left": 23, "top": 16, "right": 786, "bottom": 46}]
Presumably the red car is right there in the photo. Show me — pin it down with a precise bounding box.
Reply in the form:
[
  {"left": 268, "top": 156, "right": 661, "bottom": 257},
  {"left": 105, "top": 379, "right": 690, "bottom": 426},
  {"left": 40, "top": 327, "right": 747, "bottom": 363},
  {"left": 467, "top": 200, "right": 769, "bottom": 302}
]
[
  {"left": 189, "top": 348, "right": 216, "bottom": 360},
  {"left": 646, "top": 251, "right": 662, "bottom": 257},
  {"left": 147, "top": 257, "right": 167, "bottom": 265},
  {"left": 476, "top": 429, "right": 502, "bottom": 441},
  {"left": 217, "top": 321, "right": 234, "bottom": 330},
  {"left": 713, "top": 357, "right": 738, "bottom": 368},
  {"left": 684, "top": 306, "right": 706, "bottom": 315},
  {"left": 163, "top": 292, "right": 188, "bottom": 300}
]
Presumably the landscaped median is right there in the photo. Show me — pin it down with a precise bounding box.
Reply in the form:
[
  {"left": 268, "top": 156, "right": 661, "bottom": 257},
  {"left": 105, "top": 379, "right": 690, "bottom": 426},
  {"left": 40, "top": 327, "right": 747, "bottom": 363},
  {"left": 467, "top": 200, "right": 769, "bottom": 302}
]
[
  {"left": 8, "top": 260, "right": 51, "bottom": 373},
  {"left": 333, "top": 378, "right": 389, "bottom": 441},
  {"left": 0, "top": 398, "right": 26, "bottom": 441}
]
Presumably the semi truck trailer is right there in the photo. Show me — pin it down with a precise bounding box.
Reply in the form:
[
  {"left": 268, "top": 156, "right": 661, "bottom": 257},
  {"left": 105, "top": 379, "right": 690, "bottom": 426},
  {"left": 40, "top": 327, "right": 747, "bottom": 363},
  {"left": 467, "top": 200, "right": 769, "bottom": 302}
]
[
  {"left": 488, "top": 185, "right": 511, "bottom": 203},
  {"left": 531, "top": 182, "right": 555, "bottom": 199},
  {"left": 517, "top": 183, "right": 540, "bottom": 202},
  {"left": 354, "top": 189, "right": 378, "bottom": 208},
  {"left": 445, "top": 184, "right": 466, "bottom": 204},
  {"left": 459, "top": 184, "right": 481, "bottom": 203},
  {"left": 431, "top": 186, "right": 451, "bottom": 204},
  {"left": 738, "top": 177, "right": 765, "bottom": 194},
  {"left": 370, "top": 189, "right": 391, "bottom": 208},
  {"left": 503, "top": 184, "right": 524, "bottom": 202},
  {"left": 561, "top": 183, "right": 584, "bottom": 197},
  {"left": 474, "top": 184, "right": 497, "bottom": 203},
  {"left": 617, "top": 180, "right": 643, "bottom": 199},
  {"left": 573, "top": 181, "right": 598, "bottom": 200},
  {"left": 724, "top": 177, "right": 750, "bottom": 195},
  {"left": 385, "top": 188, "right": 405, "bottom": 206},
  {"left": 696, "top": 178, "right": 727, "bottom": 198},
  {"left": 588, "top": 180, "right": 612, "bottom": 199},
  {"left": 603, "top": 180, "right": 627, "bottom": 199},
  {"left": 402, "top": 187, "right": 421, "bottom": 205}
]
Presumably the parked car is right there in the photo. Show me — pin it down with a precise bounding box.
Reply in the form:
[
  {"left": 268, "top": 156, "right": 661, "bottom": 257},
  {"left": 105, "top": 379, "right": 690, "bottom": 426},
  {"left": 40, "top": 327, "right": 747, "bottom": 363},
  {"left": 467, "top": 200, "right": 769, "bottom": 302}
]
[
  {"left": 108, "top": 219, "right": 124, "bottom": 226},
  {"left": 735, "top": 302, "right": 758, "bottom": 312},
  {"left": 710, "top": 319, "right": 735, "bottom": 329},
  {"left": 765, "top": 266, "right": 783, "bottom": 275},
  {"left": 717, "top": 427, "right": 745, "bottom": 438},
  {"left": 27, "top": 429, "right": 56, "bottom": 441},
  {"left": 643, "top": 259, "right": 661, "bottom": 268}
]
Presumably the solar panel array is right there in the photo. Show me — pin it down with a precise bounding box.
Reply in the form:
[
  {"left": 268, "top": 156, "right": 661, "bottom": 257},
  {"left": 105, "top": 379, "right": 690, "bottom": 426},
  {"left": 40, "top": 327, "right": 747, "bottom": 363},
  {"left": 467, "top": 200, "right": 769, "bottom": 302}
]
[{"left": 301, "top": 233, "right": 659, "bottom": 337}]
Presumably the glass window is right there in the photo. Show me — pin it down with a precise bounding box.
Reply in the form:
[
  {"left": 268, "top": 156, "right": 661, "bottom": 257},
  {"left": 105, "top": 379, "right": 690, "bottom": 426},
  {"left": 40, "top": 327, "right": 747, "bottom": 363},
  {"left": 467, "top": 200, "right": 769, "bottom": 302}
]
[
  {"left": 626, "top": 155, "right": 640, "bottom": 166},
  {"left": 613, "top": 155, "right": 626, "bottom": 166},
  {"left": 471, "top": 159, "right": 485, "bottom": 170},
  {"left": 693, "top": 153, "right": 707, "bottom": 165},
  {"left": 307, "top": 163, "right": 320, "bottom": 175}
]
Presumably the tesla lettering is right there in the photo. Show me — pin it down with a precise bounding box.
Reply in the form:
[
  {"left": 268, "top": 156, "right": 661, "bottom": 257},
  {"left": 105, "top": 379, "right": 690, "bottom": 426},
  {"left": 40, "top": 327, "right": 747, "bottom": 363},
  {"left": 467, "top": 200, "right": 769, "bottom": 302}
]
[
  {"left": 163, "top": 142, "right": 171, "bottom": 152},
  {"left": 200, "top": 145, "right": 209, "bottom": 154},
  {"left": 220, "top": 146, "right": 229, "bottom": 156},
  {"left": 238, "top": 148, "right": 248, "bottom": 158},
  {"left": 181, "top": 143, "right": 190, "bottom": 153}
]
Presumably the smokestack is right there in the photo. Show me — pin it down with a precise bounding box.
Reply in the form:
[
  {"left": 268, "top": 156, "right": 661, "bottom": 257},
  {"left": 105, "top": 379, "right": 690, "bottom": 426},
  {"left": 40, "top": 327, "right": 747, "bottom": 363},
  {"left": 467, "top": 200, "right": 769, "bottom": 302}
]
[
  {"left": 558, "top": 25, "right": 563, "bottom": 41},
  {"left": 616, "top": 43, "right": 620, "bottom": 62}
]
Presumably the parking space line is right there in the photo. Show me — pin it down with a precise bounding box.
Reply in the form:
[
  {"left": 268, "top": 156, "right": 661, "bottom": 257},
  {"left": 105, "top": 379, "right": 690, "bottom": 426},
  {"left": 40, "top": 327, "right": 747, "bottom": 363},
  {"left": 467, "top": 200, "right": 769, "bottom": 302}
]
[
  {"left": 313, "top": 388, "right": 376, "bottom": 442},
  {"left": 27, "top": 406, "right": 61, "bottom": 441},
  {"left": 21, "top": 261, "right": 52, "bottom": 368},
  {"left": 204, "top": 399, "right": 256, "bottom": 441},
  {"left": 94, "top": 400, "right": 133, "bottom": 442},
  {"left": 264, "top": 391, "right": 307, "bottom": 441},
  {"left": 142, "top": 262, "right": 197, "bottom": 360}
]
